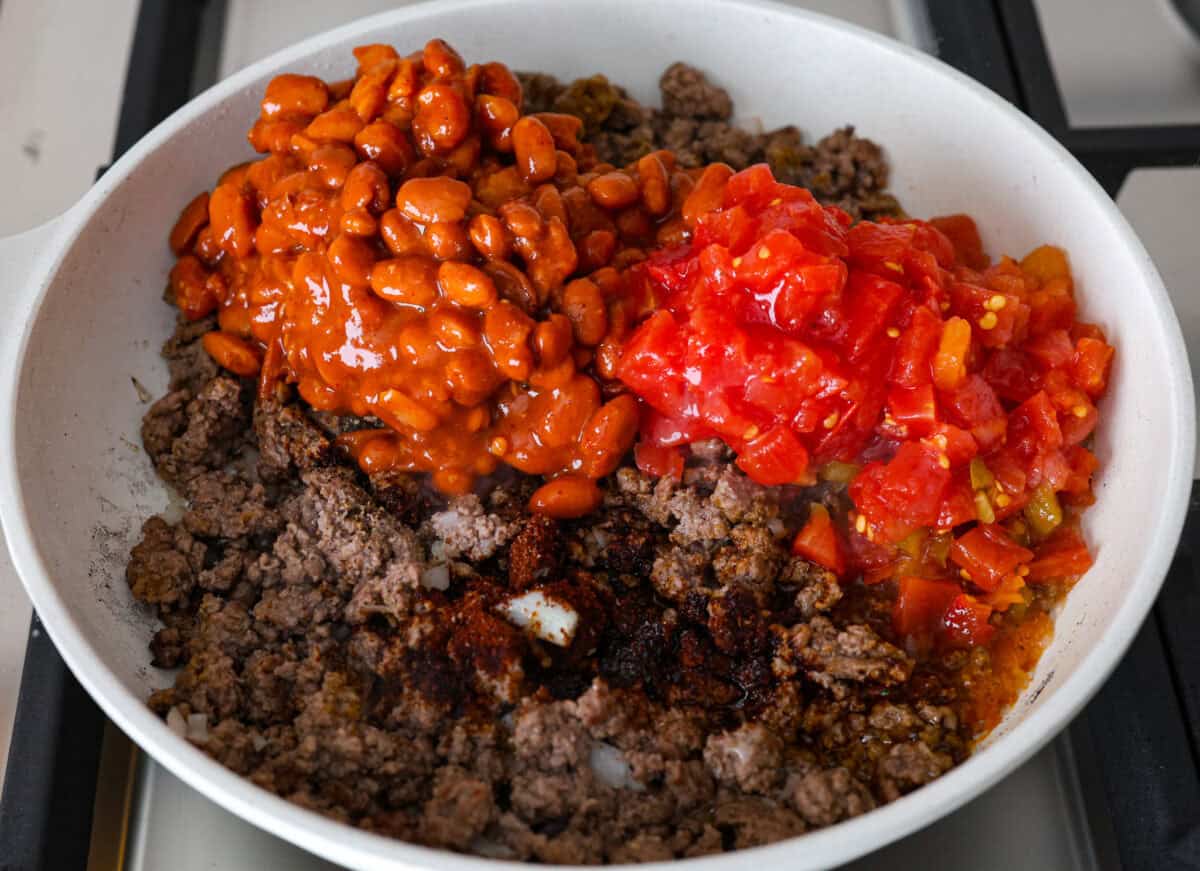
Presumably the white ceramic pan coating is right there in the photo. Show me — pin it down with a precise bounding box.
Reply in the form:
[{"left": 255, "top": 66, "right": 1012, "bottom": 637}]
[{"left": 0, "top": 1, "right": 1192, "bottom": 868}]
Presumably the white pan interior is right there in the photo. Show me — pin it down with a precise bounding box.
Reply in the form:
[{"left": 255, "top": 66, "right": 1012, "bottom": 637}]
[{"left": 1, "top": 1, "right": 1192, "bottom": 869}]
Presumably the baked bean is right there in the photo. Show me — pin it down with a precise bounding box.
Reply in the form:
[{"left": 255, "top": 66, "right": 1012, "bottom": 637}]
[
  {"left": 170, "top": 255, "right": 217, "bottom": 320},
  {"left": 353, "top": 121, "right": 414, "bottom": 177},
  {"left": 477, "top": 61, "right": 523, "bottom": 105},
  {"left": 636, "top": 153, "right": 671, "bottom": 216},
  {"left": 444, "top": 135, "right": 481, "bottom": 175},
  {"left": 431, "top": 308, "right": 481, "bottom": 350},
  {"left": 512, "top": 116, "right": 556, "bottom": 183},
  {"left": 655, "top": 217, "right": 690, "bottom": 247},
  {"left": 203, "top": 330, "right": 262, "bottom": 376},
  {"left": 349, "top": 63, "right": 394, "bottom": 122},
  {"left": 340, "top": 208, "right": 378, "bottom": 237},
  {"left": 386, "top": 57, "right": 420, "bottom": 100},
  {"left": 247, "top": 118, "right": 303, "bottom": 154},
  {"left": 611, "top": 247, "right": 646, "bottom": 270},
  {"left": 353, "top": 44, "right": 399, "bottom": 76},
  {"left": 541, "top": 375, "right": 600, "bottom": 447},
  {"left": 193, "top": 225, "right": 221, "bottom": 265},
  {"left": 341, "top": 161, "right": 391, "bottom": 212},
  {"left": 432, "top": 468, "right": 474, "bottom": 496},
  {"left": 253, "top": 221, "right": 292, "bottom": 255},
  {"left": 615, "top": 206, "right": 653, "bottom": 245},
  {"left": 589, "top": 267, "right": 621, "bottom": 297},
  {"left": 373, "top": 387, "right": 439, "bottom": 432},
  {"left": 553, "top": 151, "right": 578, "bottom": 186},
  {"left": 380, "top": 210, "right": 420, "bottom": 256},
  {"left": 369, "top": 256, "right": 439, "bottom": 307},
  {"left": 309, "top": 144, "right": 358, "bottom": 188},
  {"left": 475, "top": 94, "right": 519, "bottom": 152},
  {"left": 483, "top": 300, "right": 535, "bottom": 379},
  {"left": 413, "top": 83, "right": 470, "bottom": 153},
  {"left": 578, "top": 229, "right": 617, "bottom": 272},
  {"left": 483, "top": 260, "right": 538, "bottom": 313},
  {"left": 425, "top": 221, "right": 473, "bottom": 261},
  {"left": 499, "top": 200, "right": 544, "bottom": 241},
  {"left": 528, "top": 475, "right": 601, "bottom": 519},
  {"left": 468, "top": 214, "right": 512, "bottom": 260},
  {"left": 423, "top": 38, "right": 465, "bottom": 78},
  {"left": 594, "top": 338, "right": 623, "bottom": 380},
  {"left": 531, "top": 113, "right": 583, "bottom": 153},
  {"left": 578, "top": 393, "right": 639, "bottom": 478},
  {"left": 245, "top": 153, "right": 296, "bottom": 200},
  {"left": 287, "top": 132, "right": 320, "bottom": 161},
  {"left": 438, "top": 262, "right": 498, "bottom": 308},
  {"left": 261, "top": 74, "right": 329, "bottom": 120},
  {"left": 396, "top": 176, "right": 471, "bottom": 224},
  {"left": 682, "top": 162, "right": 734, "bottom": 227},
  {"left": 561, "top": 186, "right": 613, "bottom": 237},
  {"left": 219, "top": 162, "right": 252, "bottom": 188},
  {"left": 170, "top": 192, "right": 210, "bottom": 255},
  {"left": 527, "top": 219, "right": 577, "bottom": 297},
  {"left": 474, "top": 166, "right": 530, "bottom": 208},
  {"left": 464, "top": 405, "right": 491, "bottom": 432},
  {"left": 562, "top": 278, "right": 608, "bottom": 346},
  {"left": 534, "top": 184, "right": 568, "bottom": 226},
  {"left": 305, "top": 104, "right": 365, "bottom": 142},
  {"left": 327, "top": 234, "right": 375, "bottom": 286},
  {"left": 587, "top": 172, "right": 640, "bottom": 210},
  {"left": 530, "top": 354, "right": 576, "bottom": 391},
  {"left": 446, "top": 351, "right": 499, "bottom": 405},
  {"left": 533, "top": 314, "right": 573, "bottom": 368},
  {"left": 209, "top": 182, "right": 258, "bottom": 259}
]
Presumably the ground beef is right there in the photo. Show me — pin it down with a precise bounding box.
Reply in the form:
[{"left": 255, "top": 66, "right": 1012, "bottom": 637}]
[
  {"left": 127, "top": 62, "right": 967, "bottom": 863},
  {"left": 521, "top": 63, "right": 901, "bottom": 221}
]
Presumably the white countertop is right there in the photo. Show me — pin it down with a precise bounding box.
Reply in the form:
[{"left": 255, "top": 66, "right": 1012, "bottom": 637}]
[{"left": 0, "top": 0, "right": 139, "bottom": 785}]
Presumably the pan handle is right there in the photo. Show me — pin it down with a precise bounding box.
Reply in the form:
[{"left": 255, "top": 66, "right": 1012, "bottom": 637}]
[{"left": 0, "top": 216, "right": 68, "bottom": 357}]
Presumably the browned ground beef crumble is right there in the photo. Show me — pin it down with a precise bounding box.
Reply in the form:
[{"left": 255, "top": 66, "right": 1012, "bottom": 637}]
[{"left": 128, "top": 66, "right": 962, "bottom": 863}]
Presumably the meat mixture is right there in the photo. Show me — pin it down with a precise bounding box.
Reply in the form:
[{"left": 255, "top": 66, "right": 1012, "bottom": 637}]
[{"left": 129, "top": 64, "right": 1042, "bottom": 862}]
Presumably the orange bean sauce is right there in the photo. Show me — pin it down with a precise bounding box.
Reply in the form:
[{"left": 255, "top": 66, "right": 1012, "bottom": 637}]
[{"left": 169, "top": 39, "right": 687, "bottom": 506}]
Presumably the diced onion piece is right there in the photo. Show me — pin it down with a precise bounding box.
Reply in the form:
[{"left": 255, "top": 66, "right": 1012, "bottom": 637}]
[
  {"left": 498, "top": 590, "right": 579, "bottom": 646},
  {"left": 420, "top": 563, "right": 451, "bottom": 590}
]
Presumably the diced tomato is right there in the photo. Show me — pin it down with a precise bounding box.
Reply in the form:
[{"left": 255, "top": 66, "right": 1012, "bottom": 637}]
[
  {"left": 1028, "top": 278, "right": 1076, "bottom": 336},
  {"left": 982, "top": 348, "right": 1041, "bottom": 403},
  {"left": 1026, "top": 521, "right": 1093, "bottom": 582},
  {"left": 792, "top": 503, "right": 846, "bottom": 575},
  {"left": 888, "top": 304, "right": 942, "bottom": 388},
  {"left": 935, "top": 472, "right": 978, "bottom": 529},
  {"left": 634, "top": 441, "right": 684, "bottom": 479},
  {"left": 614, "top": 164, "right": 1106, "bottom": 632},
  {"left": 841, "top": 273, "right": 905, "bottom": 362},
  {"left": 888, "top": 383, "right": 938, "bottom": 436},
  {"left": 736, "top": 424, "right": 809, "bottom": 485},
  {"left": 941, "top": 594, "right": 996, "bottom": 647},
  {"left": 1024, "top": 329, "right": 1075, "bottom": 370},
  {"left": 892, "top": 575, "right": 957, "bottom": 637},
  {"left": 1072, "top": 337, "right": 1114, "bottom": 398},
  {"left": 1008, "top": 391, "right": 1063, "bottom": 462},
  {"left": 950, "top": 524, "right": 1034, "bottom": 591},
  {"left": 930, "top": 214, "right": 988, "bottom": 270},
  {"left": 1060, "top": 445, "right": 1099, "bottom": 505}
]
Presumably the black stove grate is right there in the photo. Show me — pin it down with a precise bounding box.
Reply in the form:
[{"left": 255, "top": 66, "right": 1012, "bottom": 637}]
[{"left": 1, "top": 1, "right": 1197, "bottom": 868}]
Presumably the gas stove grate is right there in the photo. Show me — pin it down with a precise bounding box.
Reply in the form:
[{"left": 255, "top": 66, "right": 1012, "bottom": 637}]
[{"left": 1, "top": 1, "right": 1197, "bottom": 868}]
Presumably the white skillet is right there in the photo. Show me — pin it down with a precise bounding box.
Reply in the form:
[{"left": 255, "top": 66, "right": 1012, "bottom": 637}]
[{"left": 0, "top": 1, "right": 1191, "bottom": 868}]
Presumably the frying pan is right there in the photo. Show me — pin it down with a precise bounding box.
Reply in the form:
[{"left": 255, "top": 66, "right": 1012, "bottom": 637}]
[{"left": 0, "top": 1, "right": 1192, "bottom": 868}]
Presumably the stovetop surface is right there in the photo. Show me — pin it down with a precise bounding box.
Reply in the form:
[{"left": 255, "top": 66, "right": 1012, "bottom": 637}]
[{"left": 2, "top": 1, "right": 1199, "bottom": 869}]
